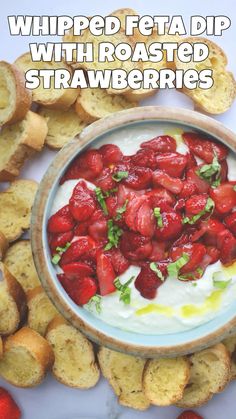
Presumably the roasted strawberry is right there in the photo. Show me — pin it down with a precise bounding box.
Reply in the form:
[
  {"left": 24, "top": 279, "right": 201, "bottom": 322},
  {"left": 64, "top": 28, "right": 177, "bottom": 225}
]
[
  {"left": 74, "top": 221, "right": 89, "bottom": 236},
  {"left": 170, "top": 243, "right": 206, "bottom": 274},
  {"left": 153, "top": 170, "right": 183, "bottom": 194},
  {"left": 125, "top": 196, "right": 155, "bottom": 237},
  {"left": 155, "top": 152, "right": 187, "bottom": 178},
  {"left": 62, "top": 262, "right": 94, "bottom": 279},
  {"left": 210, "top": 182, "right": 236, "bottom": 214},
  {"left": 155, "top": 211, "right": 182, "bottom": 241},
  {"left": 217, "top": 229, "right": 236, "bottom": 265},
  {"left": 94, "top": 168, "right": 116, "bottom": 191},
  {"left": 107, "top": 248, "right": 130, "bottom": 275},
  {"left": 47, "top": 205, "right": 75, "bottom": 234},
  {"left": 185, "top": 194, "right": 208, "bottom": 216},
  {"left": 89, "top": 220, "right": 108, "bottom": 242},
  {"left": 179, "top": 181, "right": 197, "bottom": 199},
  {"left": 183, "top": 132, "right": 228, "bottom": 163},
  {"left": 185, "top": 152, "right": 197, "bottom": 169},
  {"left": 186, "top": 167, "right": 209, "bottom": 193},
  {"left": 148, "top": 240, "right": 166, "bottom": 261},
  {"left": 99, "top": 144, "right": 123, "bottom": 165},
  {"left": 49, "top": 230, "right": 73, "bottom": 252},
  {"left": 69, "top": 277, "right": 97, "bottom": 305},
  {"left": 174, "top": 198, "right": 185, "bottom": 211},
  {"left": 0, "top": 387, "right": 21, "bottom": 419},
  {"left": 220, "top": 159, "right": 228, "bottom": 182},
  {"left": 131, "top": 148, "right": 157, "bottom": 169},
  {"left": 200, "top": 219, "right": 226, "bottom": 246},
  {"left": 177, "top": 410, "right": 203, "bottom": 419},
  {"left": 69, "top": 181, "right": 96, "bottom": 222},
  {"left": 225, "top": 212, "right": 236, "bottom": 236},
  {"left": 135, "top": 265, "right": 163, "bottom": 299},
  {"left": 120, "top": 231, "right": 152, "bottom": 261},
  {"left": 141, "top": 135, "right": 176, "bottom": 152},
  {"left": 146, "top": 188, "right": 175, "bottom": 208},
  {"left": 96, "top": 253, "right": 116, "bottom": 295},
  {"left": 60, "top": 236, "right": 96, "bottom": 265},
  {"left": 61, "top": 149, "right": 103, "bottom": 183},
  {"left": 206, "top": 246, "right": 220, "bottom": 264},
  {"left": 124, "top": 166, "right": 152, "bottom": 190}
]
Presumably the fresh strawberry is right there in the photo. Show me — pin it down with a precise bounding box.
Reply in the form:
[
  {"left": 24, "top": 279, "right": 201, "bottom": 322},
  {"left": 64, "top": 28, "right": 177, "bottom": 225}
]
[
  {"left": 217, "top": 229, "right": 236, "bottom": 265},
  {"left": 225, "top": 212, "right": 236, "bottom": 236},
  {"left": 99, "top": 144, "right": 123, "bottom": 165},
  {"left": 131, "top": 149, "right": 157, "bottom": 169},
  {"left": 141, "top": 135, "right": 176, "bottom": 152},
  {"left": 135, "top": 265, "right": 163, "bottom": 299},
  {"left": 62, "top": 262, "right": 94, "bottom": 279},
  {"left": 179, "top": 181, "right": 197, "bottom": 199},
  {"left": 94, "top": 168, "right": 116, "bottom": 191},
  {"left": 60, "top": 236, "right": 96, "bottom": 265},
  {"left": 47, "top": 205, "right": 75, "bottom": 233},
  {"left": 186, "top": 167, "right": 209, "bottom": 193},
  {"left": 170, "top": 243, "right": 206, "bottom": 274},
  {"left": 210, "top": 182, "right": 236, "bottom": 214},
  {"left": 153, "top": 170, "right": 183, "bottom": 194},
  {"left": 148, "top": 240, "right": 166, "bottom": 261},
  {"left": 183, "top": 132, "right": 228, "bottom": 163},
  {"left": 107, "top": 248, "right": 130, "bottom": 275},
  {"left": 120, "top": 231, "right": 152, "bottom": 261},
  {"left": 124, "top": 166, "right": 152, "bottom": 190},
  {"left": 155, "top": 211, "right": 183, "bottom": 241},
  {"left": 49, "top": 230, "right": 73, "bottom": 252},
  {"left": 0, "top": 387, "right": 21, "bottom": 419},
  {"left": 69, "top": 181, "right": 96, "bottom": 222},
  {"left": 96, "top": 253, "right": 116, "bottom": 295},
  {"left": 185, "top": 194, "right": 208, "bottom": 217},
  {"left": 177, "top": 409, "right": 203, "bottom": 419},
  {"left": 60, "top": 149, "right": 103, "bottom": 183},
  {"left": 155, "top": 152, "right": 187, "bottom": 177},
  {"left": 125, "top": 196, "right": 155, "bottom": 237},
  {"left": 146, "top": 188, "right": 175, "bottom": 208}
]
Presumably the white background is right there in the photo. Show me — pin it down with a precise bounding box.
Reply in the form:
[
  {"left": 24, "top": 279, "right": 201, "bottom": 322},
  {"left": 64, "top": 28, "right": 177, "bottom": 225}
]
[{"left": 1, "top": 1, "right": 236, "bottom": 418}]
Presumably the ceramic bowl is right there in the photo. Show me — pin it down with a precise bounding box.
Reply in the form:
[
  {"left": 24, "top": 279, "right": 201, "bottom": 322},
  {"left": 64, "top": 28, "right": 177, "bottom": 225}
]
[{"left": 31, "top": 106, "right": 236, "bottom": 357}]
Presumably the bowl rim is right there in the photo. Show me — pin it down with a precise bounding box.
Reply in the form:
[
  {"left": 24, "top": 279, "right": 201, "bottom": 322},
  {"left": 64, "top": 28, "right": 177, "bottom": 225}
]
[{"left": 31, "top": 105, "right": 236, "bottom": 357}]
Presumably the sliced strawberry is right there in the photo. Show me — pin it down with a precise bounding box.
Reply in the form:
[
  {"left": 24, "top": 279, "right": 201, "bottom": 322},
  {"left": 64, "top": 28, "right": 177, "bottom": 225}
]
[
  {"left": 183, "top": 132, "right": 228, "bottom": 163},
  {"left": 124, "top": 166, "right": 152, "bottom": 190},
  {"left": 170, "top": 243, "right": 206, "bottom": 274},
  {"left": 220, "top": 159, "right": 228, "bottom": 182},
  {"left": 174, "top": 198, "right": 185, "bottom": 211},
  {"left": 172, "top": 228, "right": 197, "bottom": 247},
  {"left": 146, "top": 188, "right": 175, "bottom": 208},
  {"left": 186, "top": 152, "right": 197, "bottom": 169},
  {"left": 217, "top": 229, "right": 236, "bottom": 265},
  {"left": 125, "top": 196, "right": 155, "bottom": 237},
  {"left": 60, "top": 236, "right": 96, "bottom": 265},
  {"left": 225, "top": 212, "right": 236, "bottom": 236},
  {"left": 61, "top": 149, "right": 103, "bottom": 183},
  {"left": 206, "top": 246, "right": 220, "bottom": 264},
  {"left": 74, "top": 221, "right": 89, "bottom": 236},
  {"left": 155, "top": 152, "right": 187, "bottom": 178},
  {"left": 148, "top": 240, "right": 166, "bottom": 261},
  {"left": 186, "top": 167, "right": 209, "bottom": 193},
  {"left": 0, "top": 387, "right": 21, "bottom": 419},
  {"left": 192, "top": 219, "right": 225, "bottom": 246},
  {"left": 179, "top": 181, "right": 198, "bottom": 199},
  {"left": 107, "top": 248, "right": 130, "bottom": 275},
  {"left": 69, "top": 181, "right": 96, "bottom": 222},
  {"left": 141, "top": 135, "right": 176, "bottom": 152},
  {"left": 135, "top": 265, "right": 163, "bottom": 299},
  {"left": 64, "top": 276, "right": 97, "bottom": 305},
  {"left": 62, "top": 262, "right": 94, "bottom": 279},
  {"left": 153, "top": 170, "right": 183, "bottom": 194},
  {"left": 155, "top": 211, "right": 182, "bottom": 241},
  {"left": 96, "top": 253, "right": 116, "bottom": 296},
  {"left": 48, "top": 205, "right": 75, "bottom": 233},
  {"left": 49, "top": 230, "right": 73, "bottom": 252},
  {"left": 116, "top": 184, "right": 133, "bottom": 205},
  {"left": 131, "top": 148, "right": 157, "bottom": 169},
  {"left": 177, "top": 410, "right": 203, "bottom": 419},
  {"left": 94, "top": 168, "right": 116, "bottom": 191},
  {"left": 120, "top": 231, "right": 152, "bottom": 261},
  {"left": 210, "top": 182, "right": 236, "bottom": 214},
  {"left": 88, "top": 220, "right": 108, "bottom": 242},
  {"left": 99, "top": 144, "right": 123, "bottom": 165},
  {"left": 185, "top": 194, "right": 208, "bottom": 217}
]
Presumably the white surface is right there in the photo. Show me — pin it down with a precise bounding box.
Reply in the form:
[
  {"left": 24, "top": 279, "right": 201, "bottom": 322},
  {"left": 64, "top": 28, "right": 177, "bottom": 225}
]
[{"left": 1, "top": 0, "right": 236, "bottom": 418}]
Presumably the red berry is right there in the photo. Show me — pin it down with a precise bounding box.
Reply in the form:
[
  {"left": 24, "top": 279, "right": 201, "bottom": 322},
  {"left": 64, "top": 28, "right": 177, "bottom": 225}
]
[
  {"left": 148, "top": 240, "right": 166, "bottom": 261},
  {"left": 147, "top": 188, "right": 175, "bottom": 208},
  {"left": 186, "top": 167, "right": 209, "bottom": 193},
  {"left": 179, "top": 181, "right": 197, "bottom": 199},
  {"left": 177, "top": 410, "right": 203, "bottom": 419},
  {"left": 125, "top": 196, "right": 155, "bottom": 237},
  {"left": 69, "top": 181, "right": 96, "bottom": 222},
  {"left": 185, "top": 194, "right": 208, "bottom": 217},
  {"left": 49, "top": 230, "right": 73, "bottom": 252},
  {"left": 155, "top": 152, "right": 187, "bottom": 178},
  {"left": 96, "top": 253, "right": 116, "bottom": 296},
  {"left": 124, "top": 166, "right": 152, "bottom": 190},
  {"left": 210, "top": 182, "right": 236, "bottom": 214},
  {"left": 220, "top": 159, "right": 228, "bottom": 182},
  {"left": 135, "top": 265, "right": 163, "bottom": 299},
  {"left": 155, "top": 211, "right": 183, "bottom": 241},
  {"left": 131, "top": 148, "right": 157, "bottom": 169},
  {"left": 120, "top": 231, "right": 152, "bottom": 261},
  {"left": 48, "top": 205, "right": 75, "bottom": 234},
  {"left": 0, "top": 387, "right": 21, "bottom": 419},
  {"left": 61, "top": 149, "right": 103, "bottom": 183},
  {"left": 71, "top": 277, "right": 97, "bottom": 305},
  {"left": 61, "top": 262, "right": 94, "bottom": 279},
  {"left": 99, "top": 144, "right": 123, "bottom": 165},
  {"left": 206, "top": 246, "right": 220, "bottom": 264},
  {"left": 153, "top": 170, "right": 183, "bottom": 194},
  {"left": 60, "top": 236, "right": 96, "bottom": 265},
  {"left": 185, "top": 152, "right": 197, "bottom": 169},
  {"left": 217, "top": 229, "right": 236, "bottom": 265},
  {"left": 200, "top": 219, "right": 226, "bottom": 246},
  {"left": 183, "top": 132, "right": 228, "bottom": 163},
  {"left": 170, "top": 243, "right": 206, "bottom": 274},
  {"left": 225, "top": 212, "right": 236, "bottom": 236},
  {"left": 94, "top": 168, "right": 116, "bottom": 191},
  {"left": 107, "top": 248, "right": 130, "bottom": 275},
  {"left": 89, "top": 219, "right": 108, "bottom": 242},
  {"left": 141, "top": 135, "right": 177, "bottom": 152}
]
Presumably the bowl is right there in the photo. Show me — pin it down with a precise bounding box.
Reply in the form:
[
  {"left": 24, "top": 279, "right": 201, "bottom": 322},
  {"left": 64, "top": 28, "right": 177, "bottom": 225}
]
[{"left": 31, "top": 106, "right": 236, "bottom": 357}]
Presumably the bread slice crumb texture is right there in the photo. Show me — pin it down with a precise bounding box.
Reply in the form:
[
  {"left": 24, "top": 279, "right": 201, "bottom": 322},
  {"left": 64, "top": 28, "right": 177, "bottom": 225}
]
[{"left": 27, "top": 286, "right": 58, "bottom": 336}]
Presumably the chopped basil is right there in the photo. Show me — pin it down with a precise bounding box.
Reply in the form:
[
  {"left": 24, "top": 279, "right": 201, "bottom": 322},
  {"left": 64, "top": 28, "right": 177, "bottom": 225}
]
[
  {"left": 103, "top": 187, "right": 118, "bottom": 197},
  {"left": 114, "top": 276, "right": 135, "bottom": 304},
  {"left": 104, "top": 220, "right": 123, "bottom": 250},
  {"left": 51, "top": 242, "right": 71, "bottom": 265},
  {"left": 197, "top": 154, "right": 221, "bottom": 186},
  {"left": 167, "top": 253, "right": 190, "bottom": 278},
  {"left": 87, "top": 295, "right": 102, "bottom": 313},
  {"left": 212, "top": 271, "right": 232, "bottom": 290},
  {"left": 115, "top": 199, "right": 129, "bottom": 221},
  {"left": 150, "top": 262, "right": 165, "bottom": 281},
  {"left": 178, "top": 267, "right": 204, "bottom": 281},
  {"left": 183, "top": 197, "right": 215, "bottom": 225},
  {"left": 112, "top": 171, "right": 129, "bottom": 182},
  {"left": 153, "top": 207, "right": 163, "bottom": 228},
  {"left": 95, "top": 187, "right": 108, "bottom": 215}
]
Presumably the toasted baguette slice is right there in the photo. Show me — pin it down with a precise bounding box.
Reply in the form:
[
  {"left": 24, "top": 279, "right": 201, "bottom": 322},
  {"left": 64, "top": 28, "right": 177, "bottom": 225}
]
[
  {"left": 0, "top": 327, "right": 54, "bottom": 387},
  {"left": 110, "top": 8, "right": 147, "bottom": 43},
  {"left": 14, "top": 53, "right": 78, "bottom": 109},
  {"left": 0, "top": 110, "right": 47, "bottom": 181},
  {"left": 0, "top": 337, "right": 2, "bottom": 358},
  {"left": 0, "top": 180, "right": 38, "bottom": 242},
  {"left": 3, "top": 240, "right": 40, "bottom": 292},
  {"left": 98, "top": 346, "right": 150, "bottom": 410},
  {"left": 75, "top": 88, "right": 137, "bottom": 123},
  {"left": 176, "top": 343, "right": 231, "bottom": 408},
  {"left": 38, "top": 106, "right": 87, "bottom": 149},
  {"left": 0, "top": 232, "right": 8, "bottom": 260},
  {"left": 143, "top": 357, "right": 190, "bottom": 406},
  {"left": 46, "top": 316, "right": 100, "bottom": 388},
  {"left": 0, "top": 61, "right": 32, "bottom": 126},
  {"left": 0, "top": 262, "right": 27, "bottom": 336},
  {"left": 27, "top": 286, "right": 58, "bottom": 336},
  {"left": 222, "top": 335, "right": 236, "bottom": 380}
]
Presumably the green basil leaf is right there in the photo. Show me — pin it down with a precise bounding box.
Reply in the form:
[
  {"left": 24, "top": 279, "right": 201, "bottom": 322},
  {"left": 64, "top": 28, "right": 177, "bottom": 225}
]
[
  {"left": 104, "top": 220, "right": 123, "bottom": 250},
  {"left": 112, "top": 171, "right": 129, "bottom": 182},
  {"left": 153, "top": 207, "right": 163, "bottom": 228},
  {"left": 183, "top": 197, "right": 215, "bottom": 225},
  {"left": 52, "top": 254, "right": 61, "bottom": 265},
  {"left": 95, "top": 187, "right": 108, "bottom": 215},
  {"left": 114, "top": 276, "right": 135, "bottom": 305},
  {"left": 52, "top": 242, "right": 71, "bottom": 265},
  {"left": 197, "top": 154, "right": 221, "bottom": 184},
  {"left": 115, "top": 199, "right": 129, "bottom": 221},
  {"left": 150, "top": 262, "right": 165, "bottom": 281},
  {"left": 87, "top": 295, "right": 102, "bottom": 313},
  {"left": 212, "top": 271, "right": 232, "bottom": 290},
  {"left": 167, "top": 253, "right": 190, "bottom": 278}
]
